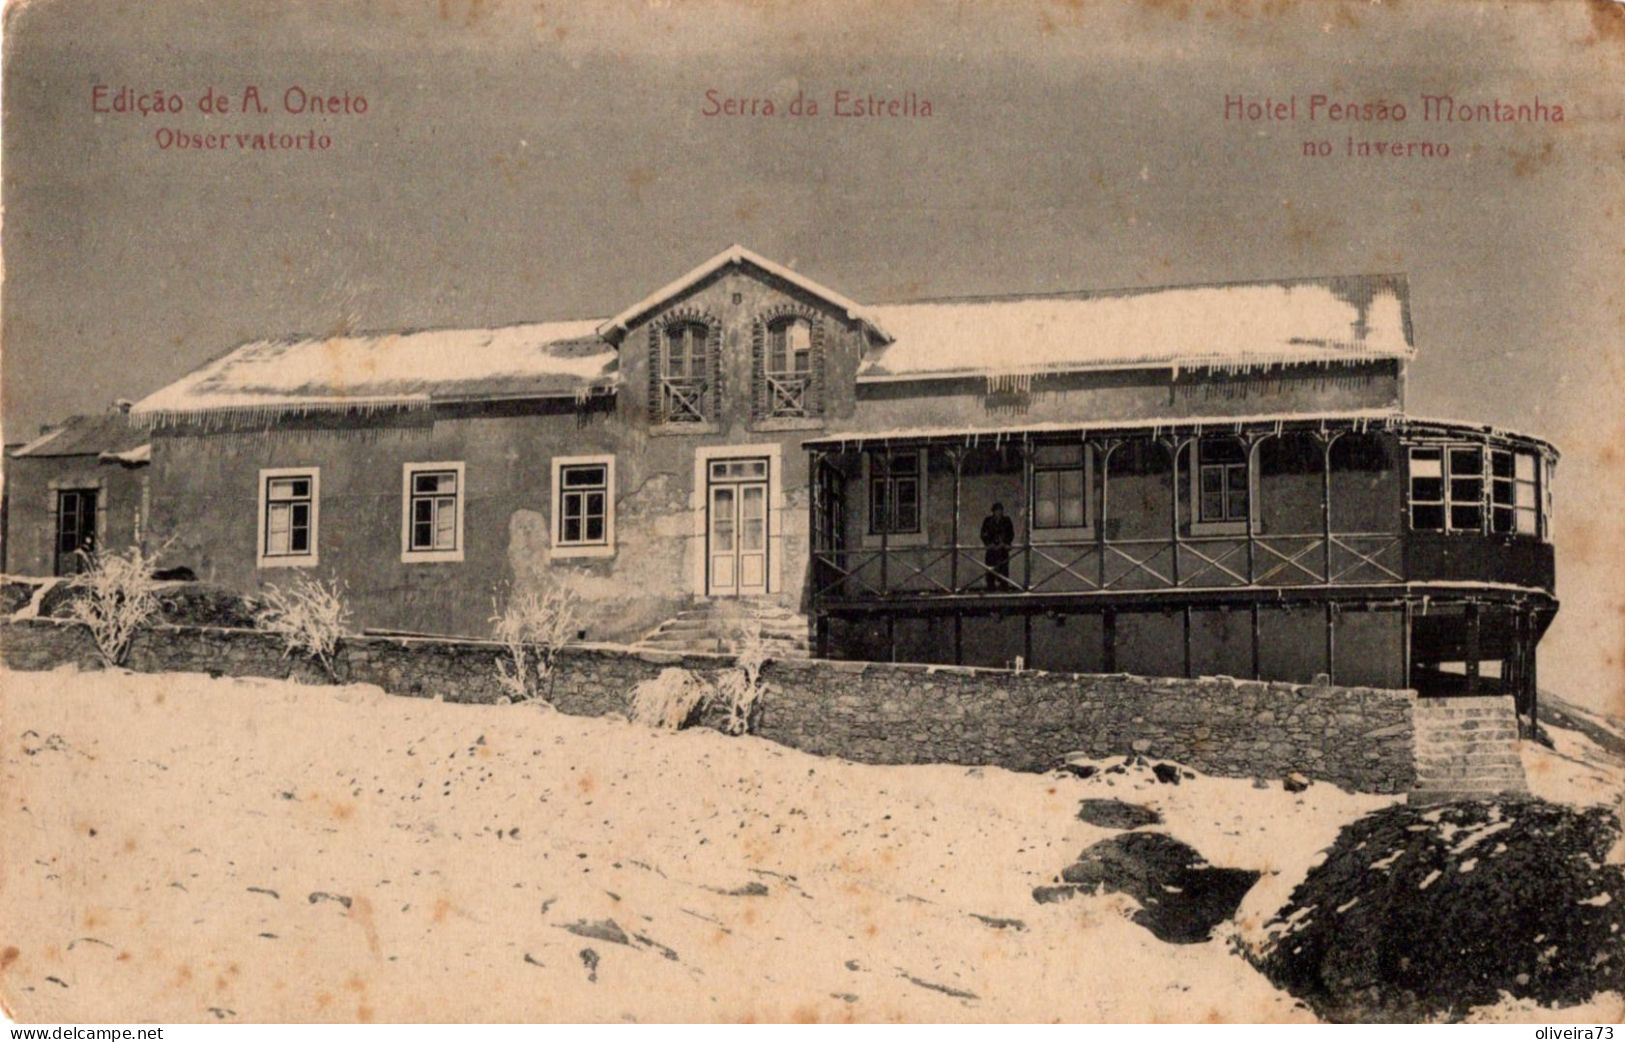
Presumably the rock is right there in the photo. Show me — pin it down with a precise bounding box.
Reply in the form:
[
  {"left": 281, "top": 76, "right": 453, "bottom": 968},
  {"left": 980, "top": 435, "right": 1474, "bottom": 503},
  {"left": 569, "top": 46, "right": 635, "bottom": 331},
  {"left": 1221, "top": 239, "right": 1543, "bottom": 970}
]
[
  {"left": 1283, "top": 772, "right": 1311, "bottom": 793},
  {"left": 1076, "top": 798, "right": 1163, "bottom": 830},
  {"left": 1252, "top": 778, "right": 1271, "bottom": 789},
  {"left": 969, "top": 913, "right": 1027, "bottom": 931},
  {"left": 1246, "top": 799, "right": 1625, "bottom": 1022},
  {"left": 1131, "top": 739, "right": 1153, "bottom": 753},
  {"left": 560, "top": 918, "right": 630, "bottom": 946},
  {"left": 1053, "top": 832, "right": 1260, "bottom": 943},
  {"left": 1058, "top": 761, "right": 1099, "bottom": 779},
  {"left": 1152, "top": 763, "right": 1182, "bottom": 786},
  {"left": 1030, "top": 885, "right": 1080, "bottom": 904},
  {"left": 579, "top": 947, "right": 599, "bottom": 982}
]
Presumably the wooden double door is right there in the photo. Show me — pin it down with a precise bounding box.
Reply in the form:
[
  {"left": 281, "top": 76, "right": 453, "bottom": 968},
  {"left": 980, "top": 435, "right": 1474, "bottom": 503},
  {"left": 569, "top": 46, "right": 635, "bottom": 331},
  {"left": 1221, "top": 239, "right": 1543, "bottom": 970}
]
[{"left": 706, "top": 457, "right": 769, "bottom": 597}]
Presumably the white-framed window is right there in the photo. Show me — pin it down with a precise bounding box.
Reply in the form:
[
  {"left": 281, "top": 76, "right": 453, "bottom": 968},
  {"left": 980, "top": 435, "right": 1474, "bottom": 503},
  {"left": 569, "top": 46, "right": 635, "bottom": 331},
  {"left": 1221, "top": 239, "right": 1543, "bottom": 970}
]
[
  {"left": 861, "top": 449, "right": 929, "bottom": 547},
  {"left": 257, "top": 467, "right": 319, "bottom": 568},
  {"left": 551, "top": 455, "right": 616, "bottom": 559},
  {"left": 1408, "top": 445, "right": 1484, "bottom": 532},
  {"left": 401, "top": 461, "right": 465, "bottom": 563},
  {"left": 1031, "top": 443, "right": 1093, "bottom": 536},
  {"left": 1190, "top": 438, "right": 1252, "bottom": 534},
  {"left": 1489, "top": 449, "right": 1540, "bottom": 537}
]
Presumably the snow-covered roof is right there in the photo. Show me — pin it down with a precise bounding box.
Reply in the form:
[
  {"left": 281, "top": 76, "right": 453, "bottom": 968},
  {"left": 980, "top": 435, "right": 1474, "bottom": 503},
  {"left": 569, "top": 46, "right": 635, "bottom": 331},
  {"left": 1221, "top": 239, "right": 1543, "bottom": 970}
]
[
  {"left": 131, "top": 320, "right": 619, "bottom": 422},
  {"left": 857, "top": 275, "right": 1414, "bottom": 382},
  {"left": 597, "top": 244, "right": 891, "bottom": 343}
]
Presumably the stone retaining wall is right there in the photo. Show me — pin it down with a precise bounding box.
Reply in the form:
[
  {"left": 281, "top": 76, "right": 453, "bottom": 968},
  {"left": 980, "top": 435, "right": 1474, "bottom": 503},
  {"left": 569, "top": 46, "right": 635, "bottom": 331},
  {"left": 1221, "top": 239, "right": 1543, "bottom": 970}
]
[{"left": 0, "top": 618, "right": 1416, "bottom": 792}]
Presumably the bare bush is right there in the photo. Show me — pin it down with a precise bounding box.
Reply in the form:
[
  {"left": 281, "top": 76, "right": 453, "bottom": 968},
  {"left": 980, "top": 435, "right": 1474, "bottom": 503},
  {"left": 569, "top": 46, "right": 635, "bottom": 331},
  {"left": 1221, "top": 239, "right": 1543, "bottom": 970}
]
[
  {"left": 256, "top": 574, "right": 352, "bottom": 680},
  {"left": 65, "top": 546, "right": 165, "bottom": 667},
  {"left": 490, "top": 581, "right": 582, "bottom": 704},
  {"left": 714, "top": 619, "right": 770, "bottom": 736},
  {"left": 628, "top": 667, "right": 714, "bottom": 729}
]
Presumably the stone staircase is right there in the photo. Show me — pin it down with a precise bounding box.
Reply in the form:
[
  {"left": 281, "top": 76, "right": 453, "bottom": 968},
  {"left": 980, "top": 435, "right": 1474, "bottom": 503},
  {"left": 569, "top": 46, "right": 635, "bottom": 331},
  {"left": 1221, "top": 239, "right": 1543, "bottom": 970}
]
[
  {"left": 1410, "top": 695, "right": 1528, "bottom": 803},
  {"left": 631, "top": 598, "right": 811, "bottom": 660}
]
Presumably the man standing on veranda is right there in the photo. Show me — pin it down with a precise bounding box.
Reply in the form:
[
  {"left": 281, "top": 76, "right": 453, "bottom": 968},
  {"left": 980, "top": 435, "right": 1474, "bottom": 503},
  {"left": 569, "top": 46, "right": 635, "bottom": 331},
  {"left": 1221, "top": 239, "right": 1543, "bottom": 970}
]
[{"left": 980, "top": 501, "right": 1015, "bottom": 591}]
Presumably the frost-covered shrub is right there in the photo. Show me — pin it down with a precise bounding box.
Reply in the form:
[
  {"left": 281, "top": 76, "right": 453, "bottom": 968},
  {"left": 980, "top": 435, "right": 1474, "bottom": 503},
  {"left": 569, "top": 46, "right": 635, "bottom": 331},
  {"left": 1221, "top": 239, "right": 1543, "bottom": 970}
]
[
  {"left": 490, "top": 581, "right": 582, "bottom": 704},
  {"left": 628, "top": 667, "right": 714, "bottom": 730},
  {"left": 714, "top": 619, "right": 770, "bottom": 736},
  {"left": 64, "top": 546, "right": 164, "bottom": 667},
  {"left": 256, "top": 575, "right": 352, "bottom": 680}
]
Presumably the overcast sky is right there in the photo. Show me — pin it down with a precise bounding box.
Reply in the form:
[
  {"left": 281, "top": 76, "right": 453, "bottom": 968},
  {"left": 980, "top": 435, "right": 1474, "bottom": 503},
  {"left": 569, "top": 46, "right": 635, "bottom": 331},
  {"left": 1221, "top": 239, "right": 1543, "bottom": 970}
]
[{"left": 4, "top": 0, "right": 1621, "bottom": 712}]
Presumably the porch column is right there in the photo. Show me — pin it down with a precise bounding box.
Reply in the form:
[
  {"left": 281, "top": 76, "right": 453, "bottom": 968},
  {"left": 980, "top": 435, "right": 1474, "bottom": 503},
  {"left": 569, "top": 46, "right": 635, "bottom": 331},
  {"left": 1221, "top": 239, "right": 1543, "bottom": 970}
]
[
  {"left": 1319, "top": 431, "right": 1342, "bottom": 585},
  {"left": 808, "top": 449, "right": 825, "bottom": 657},
  {"left": 1097, "top": 439, "right": 1118, "bottom": 590},
  {"left": 878, "top": 447, "right": 891, "bottom": 596},
  {"left": 1019, "top": 439, "right": 1034, "bottom": 592},
  {"left": 1245, "top": 433, "right": 1265, "bottom": 583},
  {"left": 1167, "top": 436, "right": 1188, "bottom": 587}
]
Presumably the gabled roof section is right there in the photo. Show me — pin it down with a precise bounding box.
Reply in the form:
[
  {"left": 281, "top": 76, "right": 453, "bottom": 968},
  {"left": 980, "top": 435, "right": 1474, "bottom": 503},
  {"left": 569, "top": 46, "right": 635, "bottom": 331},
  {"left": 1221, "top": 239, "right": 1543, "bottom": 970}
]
[
  {"left": 857, "top": 274, "right": 1415, "bottom": 383},
  {"left": 596, "top": 244, "right": 892, "bottom": 343},
  {"left": 131, "top": 320, "right": 620, "bottom": 423},
  {"left": 13, "top": 412, "right": 149, "bottom": 459}
]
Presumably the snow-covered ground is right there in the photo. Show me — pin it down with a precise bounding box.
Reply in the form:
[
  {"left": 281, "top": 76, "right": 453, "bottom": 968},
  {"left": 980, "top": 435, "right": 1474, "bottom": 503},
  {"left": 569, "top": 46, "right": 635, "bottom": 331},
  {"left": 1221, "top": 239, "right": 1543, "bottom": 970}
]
[{"left": 0, "top": 665, "right": 1614, "bottom": 1022}]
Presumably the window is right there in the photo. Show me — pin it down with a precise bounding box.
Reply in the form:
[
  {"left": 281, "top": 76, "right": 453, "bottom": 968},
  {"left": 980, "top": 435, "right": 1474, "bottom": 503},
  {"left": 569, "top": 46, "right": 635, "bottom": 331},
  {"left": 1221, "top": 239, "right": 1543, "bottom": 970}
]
[
  {"left": 1196, "top": 439, "right": 1250, "bottom": 525},
  {"left": 1032, "top": 444, "right": 1090, "bottom": 531},
  {"left": 258, "top": 467, "right": 319, "bottom": 567},
  {"left": 765, "top": 317, "right": 814, "bottom": 417},
  {"left": 659, "top": 321, "right": 711, "bottom": 423},
  {"left": 868, "top": 451, "right": 922, "bottom": 536},
  {"left": 551, "top": 455, "right": 616, "bottom": 558},
  {"left": 1409, "top": 445, "right": 1486, "bottom": 532},
  {"left": 401, "top": 462, "right": 465, "bottom": 562},
  {"left": 1489, "top": 450, "right": 1539, "bottom": 536}
]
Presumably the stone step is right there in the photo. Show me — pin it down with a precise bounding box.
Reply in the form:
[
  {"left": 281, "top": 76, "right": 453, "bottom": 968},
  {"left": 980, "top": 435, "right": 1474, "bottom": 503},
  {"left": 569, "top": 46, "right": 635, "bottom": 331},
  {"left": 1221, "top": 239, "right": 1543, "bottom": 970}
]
[
  {"left": 1414, "top": 767, "right": 1529, "bottom": 784},
  {"left": 1414, "top": 740, "right": 1521, "bottom": 756},
  {"left": 1415, "top": 721, "right": 1520, "bottom": 735},
  {"left": 1416, "top": 752, "right": 1523, "bottom": 767}
]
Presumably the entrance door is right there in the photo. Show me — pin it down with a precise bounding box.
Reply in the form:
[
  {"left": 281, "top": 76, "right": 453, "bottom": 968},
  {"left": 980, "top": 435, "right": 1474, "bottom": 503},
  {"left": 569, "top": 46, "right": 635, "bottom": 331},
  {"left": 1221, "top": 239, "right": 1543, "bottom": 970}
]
[
  {"left": 54, "top": 489, "right": 97, "bottom": 576},
  {"left": 707, "top": 458, "right": 769, "bottom": 597}
]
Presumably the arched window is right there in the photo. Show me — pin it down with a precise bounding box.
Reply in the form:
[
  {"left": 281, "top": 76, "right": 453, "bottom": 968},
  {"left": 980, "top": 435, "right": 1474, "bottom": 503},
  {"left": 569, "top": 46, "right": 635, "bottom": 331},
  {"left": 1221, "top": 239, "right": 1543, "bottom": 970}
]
[
  {"left": 763, "top": 316, "right": 814, "bottom": 418},
  {"left": 659, "top": 321, "right": 711, "bottom": 423}
]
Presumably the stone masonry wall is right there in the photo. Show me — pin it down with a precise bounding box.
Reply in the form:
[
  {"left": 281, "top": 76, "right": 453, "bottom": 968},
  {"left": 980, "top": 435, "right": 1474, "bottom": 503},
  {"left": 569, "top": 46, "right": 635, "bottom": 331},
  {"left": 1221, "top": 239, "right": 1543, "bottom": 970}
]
[{"left": 0, "top": 618, "right": 1416, "bottom": 793}]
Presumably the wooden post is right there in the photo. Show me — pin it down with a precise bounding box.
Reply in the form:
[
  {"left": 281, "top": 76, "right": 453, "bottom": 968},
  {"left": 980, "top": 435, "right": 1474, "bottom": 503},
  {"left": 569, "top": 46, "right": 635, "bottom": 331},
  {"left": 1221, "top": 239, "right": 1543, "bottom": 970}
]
[
  {"left": 953, "top": 612, "right": 963, "bottom": 666},
  {"left": 1168, "top": 437, "right": 1183, "bottom": 587},
  {"left": 1325, "top": 601, "right": 1336, "bottom": 684},
  {"left": 1098, "top": 440, "right": 1115, "bottom": 590},
  {"left": 1103, "top": 608, "right": 1118, "bottom": 672},
  {"left": 1020, "top": 440, "right": 1034, "bottom": 593},
  {"left": 948, "top": 448, "right": 964, "bottom": 594},
  {"left": 878, "top": 447, "right": 891, "bottom": 596},
  {"left": 1527, "top": 607, "right": 1540, "bottom": 733},
  {"left": 1402, "top": 599, "right": 1414, "bottom": 690},
  {"left": 1250, "top": 602, "right": 1262, "bottom": 680},
  {"left": 1182, "top": 605, "right": 1193, "bottom": 678},
  {"left": 1465, "top": 601, "right": 1481, "bottom": 694},
  {"left": 1321, "top": 432, "right": 1340, "bottom": 585},
  {"left": 1245, "top": 433, "right": 1262, "bottom": 584}
]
